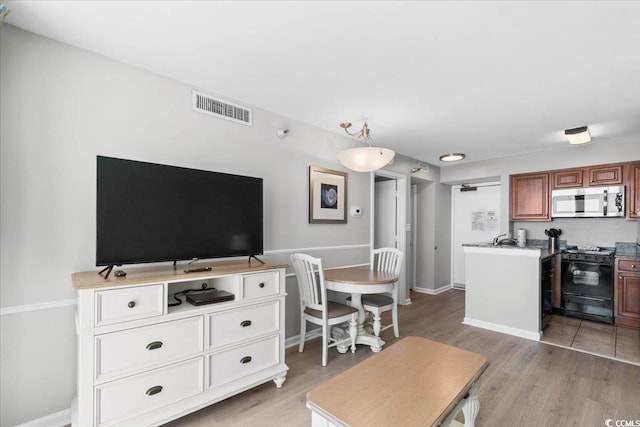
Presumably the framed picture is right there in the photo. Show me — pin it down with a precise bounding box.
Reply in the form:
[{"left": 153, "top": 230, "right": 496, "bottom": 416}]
[{"left": 309, "top": 166, "right": 348, "bottom": 224}]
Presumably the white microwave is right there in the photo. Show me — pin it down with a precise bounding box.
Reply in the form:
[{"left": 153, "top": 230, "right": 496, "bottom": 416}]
[{"left": 551, "top": 185, "right": 625, "bottom": 218}]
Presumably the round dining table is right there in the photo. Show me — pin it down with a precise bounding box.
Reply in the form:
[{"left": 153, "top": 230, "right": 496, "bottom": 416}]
[{"left": 323, "top": 267, "right": 398, "bottom": 353}]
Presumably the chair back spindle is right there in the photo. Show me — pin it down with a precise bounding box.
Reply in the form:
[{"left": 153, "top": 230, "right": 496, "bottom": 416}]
[{"left": 291, "top": 254, "right": 325, "bottom": 312}]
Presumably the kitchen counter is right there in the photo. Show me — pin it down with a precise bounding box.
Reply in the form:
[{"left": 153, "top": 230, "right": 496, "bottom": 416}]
[
  {"left": 462, "top": 244, "right": 544, "bottom": 340},
  {"left": 463, "top": 242, "right": 558, "bottom": 260},
  {"left": 615, "top": 241, "right": 639, "bottom": 258}
]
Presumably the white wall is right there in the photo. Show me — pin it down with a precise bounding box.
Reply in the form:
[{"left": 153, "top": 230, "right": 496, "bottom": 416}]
[
  {"left": 440, "top": 138, "right": 640, "bottom": 246},
  {"left": 0, "top": 25, "right": 375, "bottom": 426}
]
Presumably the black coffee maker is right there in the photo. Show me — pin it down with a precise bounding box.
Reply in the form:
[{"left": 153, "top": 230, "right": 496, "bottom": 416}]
[{"left": 544, "top": 228, "right": 561, "bottom": 252}]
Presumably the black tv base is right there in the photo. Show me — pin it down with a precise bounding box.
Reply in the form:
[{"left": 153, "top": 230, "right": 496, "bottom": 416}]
[
  {"left": 98, "top": 265, "right": 114, "bottom": 279},
  {"left": 249, "top": 255, "right": 265, "bottom": 265}
]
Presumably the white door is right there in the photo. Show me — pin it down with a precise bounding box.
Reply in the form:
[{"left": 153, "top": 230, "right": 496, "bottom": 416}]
[
  {"left": 374, "top": 180, "right": 397, "bottom": 248},
  {"left": 452, "top": 184, "right": 501, "bottom": 288}
]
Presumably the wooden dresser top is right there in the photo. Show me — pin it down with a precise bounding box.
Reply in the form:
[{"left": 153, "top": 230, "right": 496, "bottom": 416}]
[{"left": 72, "top": 260, "right": 287, "bottom": 290}]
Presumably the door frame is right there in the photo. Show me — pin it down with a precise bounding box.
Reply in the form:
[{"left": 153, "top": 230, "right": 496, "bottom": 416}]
[{"left": 371, "top": 170, "right": 408, "bottom": 304}]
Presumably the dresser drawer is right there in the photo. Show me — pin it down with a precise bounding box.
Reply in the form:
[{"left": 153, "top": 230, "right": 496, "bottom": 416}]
[
  {"left": 95, "top": 316, "right": 204, "bottom": 381},
  {"left": 618, "top": 259, "right": 639, "bottom": 272},
  {"left": 95, "top": 284, "right": 164, "bottom": 326},
  {"left": 95, "top": 357, "right": 203, "bottom": 426},
  {"left": 208, "top": 335, "right": 279, "bottom": 388},
  {"left": 242, "top": 272, "right": 279, "bottom": 300},
  {"left": 208, "top": 301, "right": 279, "bottom": 349}
]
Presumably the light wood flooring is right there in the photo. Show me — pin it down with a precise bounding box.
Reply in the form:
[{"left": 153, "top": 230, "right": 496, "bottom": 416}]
[
  {"left": 542, "top": 314, "right": 640, "bottom": 364},
  {"left": 163, "top": 290, "right": 640, "bottom": 427}
]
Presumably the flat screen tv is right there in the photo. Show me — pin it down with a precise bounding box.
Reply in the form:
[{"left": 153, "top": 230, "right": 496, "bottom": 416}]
[{"left": 96, "top": 156, "right": 263, "bottom": 267}]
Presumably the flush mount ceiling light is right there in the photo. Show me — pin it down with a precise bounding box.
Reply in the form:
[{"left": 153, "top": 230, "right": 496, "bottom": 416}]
[
  {"left": 439, "top": 153, "right": 466, "bottom": 162},
  {"left": 337, "top": 121, "right": 395, "bottom": 172},
  {"left": 565, "top": 126, "right": 591, "bottom": 145}
]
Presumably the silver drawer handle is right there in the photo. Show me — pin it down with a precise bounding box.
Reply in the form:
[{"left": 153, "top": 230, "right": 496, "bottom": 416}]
[
  {"left": 240, "top": 320, "right": 252, "bottom": 327},
  {"left": 146, "top": 341, "right": 163, "bottom": 350},
  {"left": 240, "top": 356, "right": 252, "bottom": 364},
  {"left": 146, "top": 385, "right": 163, "bottom": 396}
]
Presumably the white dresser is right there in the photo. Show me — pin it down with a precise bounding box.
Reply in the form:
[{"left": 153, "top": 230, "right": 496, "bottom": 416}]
[{"left": 72, "top": 261, "right": 288, "bottom": 427}]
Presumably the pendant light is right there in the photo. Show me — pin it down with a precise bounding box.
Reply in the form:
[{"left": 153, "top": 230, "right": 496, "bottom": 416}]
[{"left": 337, "top": 121, "right": 395, "bottom": 172}]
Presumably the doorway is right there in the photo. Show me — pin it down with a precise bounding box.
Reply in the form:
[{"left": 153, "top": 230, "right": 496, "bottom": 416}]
[
  {"left": 451, "top": 183, "right": 501, "bottom": 288},
  {"left": 371, "top": 170, "right": 408, "bottom": 304}
]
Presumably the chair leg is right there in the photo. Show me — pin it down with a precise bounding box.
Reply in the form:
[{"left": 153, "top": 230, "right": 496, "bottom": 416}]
[
  {"left": 392, "top": 304, "right": 399, "bottom": 338},
  {"left": 372, "top": 309, "right": 382, "bottom": 337},
  {"left": 349, "top": 315, "right": 357, "bottom": 353},
  {"left": 392, "top": 283, "right": 399, "bottom": 338},
  {"left": 299, "top": 313, "right": 306, "bottom": 353},
  {"left": 321, "top": 323, "right": 328, "bottom": 367}
]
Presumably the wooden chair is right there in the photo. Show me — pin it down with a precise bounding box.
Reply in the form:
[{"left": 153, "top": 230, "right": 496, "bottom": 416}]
[
  {"left": 361, "top": 248, "right": 403, "bottom": 338},
  {"left": 291, "top": 253, "right": 358, "bottom": 367}
]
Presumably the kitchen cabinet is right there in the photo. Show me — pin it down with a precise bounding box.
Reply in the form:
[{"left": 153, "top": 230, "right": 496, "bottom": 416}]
[
  {"left": 553, "top": 168, "right": 584, "bottom": 189},
  {"left": 510, "top": 172, "right": 550, "bottom": 221},
  {"left": 615, "top": 258, "right": 640, "bottom": 329},
  {"left": 625, "top": 161, "right": 640, "bottom": 219},
  {"left": 588, "top": 164, "right": 623, "bottom": 186},
  {"left": 552, "top": 164, "right": 622, "bottom": 189}
]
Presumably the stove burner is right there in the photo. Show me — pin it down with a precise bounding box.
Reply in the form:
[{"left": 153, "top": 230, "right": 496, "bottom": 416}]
[{"left": 563, "top": 246, "right": 615, "bottom": 256}]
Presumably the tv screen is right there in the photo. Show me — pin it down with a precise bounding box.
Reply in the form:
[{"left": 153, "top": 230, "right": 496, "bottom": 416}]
[{"left": 96, "top": 156, "right": 263, "bottom": 266}]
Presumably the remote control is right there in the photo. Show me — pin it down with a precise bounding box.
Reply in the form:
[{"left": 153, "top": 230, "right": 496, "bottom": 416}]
[{"left": 184, "top": 267, "right": 212, "bottom": 273}]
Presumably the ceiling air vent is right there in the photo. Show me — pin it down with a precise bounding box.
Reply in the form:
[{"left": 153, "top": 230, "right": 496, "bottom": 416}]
[{"left": 192, "top": 90, "right": 252, "bottom": 127}]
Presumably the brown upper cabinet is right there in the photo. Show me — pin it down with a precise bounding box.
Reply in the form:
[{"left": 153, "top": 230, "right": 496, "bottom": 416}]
[
  {"left": 625, "top": 161, "right": 640, "bottom": 219},
  {"left": 588, "top": 164, "right": 623, "bottom": 186},
  {"left": 512, "top": 160, "right": 639, "bottom": 221},
  {"left": 510, "top": 172, "right": 550, "bottom": 221},
  {"left": 552, "top": 164, "right": 622, "bottom": 189},
  {"left": 553, "top": 168, "right": 584, "bottom": 188}
]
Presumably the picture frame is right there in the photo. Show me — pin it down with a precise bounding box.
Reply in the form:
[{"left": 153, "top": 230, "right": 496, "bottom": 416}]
[{"left": 309, "top": 166, "right": 348, "bottom": 224}]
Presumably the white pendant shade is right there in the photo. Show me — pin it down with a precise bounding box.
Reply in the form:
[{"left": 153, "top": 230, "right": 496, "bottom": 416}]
[{"left": 338, "top": 146, "right": 395, "bottom": 172}]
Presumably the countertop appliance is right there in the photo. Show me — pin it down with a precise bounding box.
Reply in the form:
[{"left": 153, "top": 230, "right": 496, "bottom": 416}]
[
  {"left": 561, "top": 246, "right": 615, "bottom": 324},
  {"left": 551, "top": 185, "right": 625, "bottom": 218}
]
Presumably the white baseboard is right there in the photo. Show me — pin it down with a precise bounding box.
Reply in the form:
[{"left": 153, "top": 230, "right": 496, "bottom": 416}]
[
  {"left": 15, "top": 408, "right": 71, "bottom": 427},
  {"left": 463, "top": 317, "right": 542, "bottom": 341},
  {"left": 284, "top": 329, "right": 322, "bottom": 349},
  {"left": 412, "top": 284, "right": 453, "bottom": 295}
]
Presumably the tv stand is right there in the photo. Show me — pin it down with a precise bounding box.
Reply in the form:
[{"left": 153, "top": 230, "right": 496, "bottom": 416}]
[
  {"left": 248, "top": 255, "right": 265, "bottom": 265},
  {"left": 72, "top": 261, "right": 288, "bottom": 426}
]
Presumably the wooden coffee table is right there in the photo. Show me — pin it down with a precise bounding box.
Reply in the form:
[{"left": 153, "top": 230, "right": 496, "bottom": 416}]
[{"left": 307, "top": 336, "right": 489, "bottom": 427}]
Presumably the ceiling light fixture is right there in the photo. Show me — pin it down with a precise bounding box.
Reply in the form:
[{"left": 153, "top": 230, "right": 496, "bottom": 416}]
[
  {"left": 439, "top": 153, "right": 466, "bottom": 162},
  {"left": 337, "top": 121, "right": 395, "bottom": 172},
  {"left": 565, "top": 126, "right": 591, "bottom": 145}
]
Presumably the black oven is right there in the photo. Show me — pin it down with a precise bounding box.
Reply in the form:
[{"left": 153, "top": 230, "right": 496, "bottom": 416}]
[{"left": 561, "top": 249, "right": 614, "bottom": 324}]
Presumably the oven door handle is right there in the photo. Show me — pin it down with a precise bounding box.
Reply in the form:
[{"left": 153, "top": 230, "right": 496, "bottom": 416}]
[{"left": 569, "top": 295, "right": 610, "bottom": 302}]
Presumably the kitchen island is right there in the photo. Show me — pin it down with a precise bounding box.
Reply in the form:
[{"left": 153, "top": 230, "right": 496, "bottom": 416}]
[{"left": 463, "top": 243, "right": 553, "bottom": 340}]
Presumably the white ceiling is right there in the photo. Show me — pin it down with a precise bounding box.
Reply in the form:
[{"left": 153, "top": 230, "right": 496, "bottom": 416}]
[{"left": 4, "top": 1, "right": 640, "bottom": 166}]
